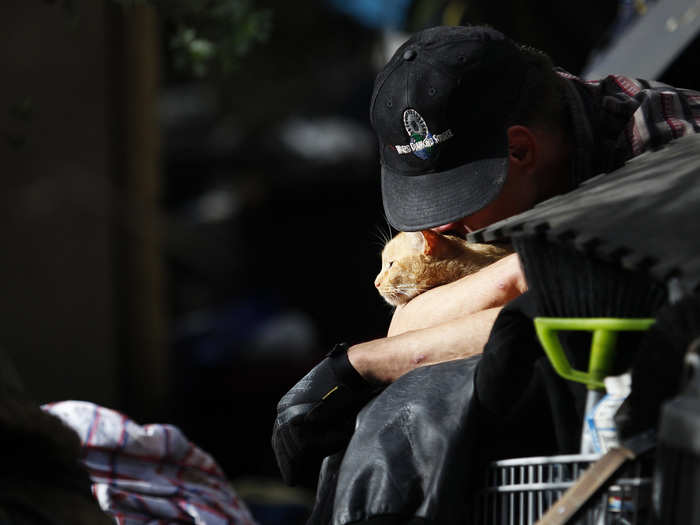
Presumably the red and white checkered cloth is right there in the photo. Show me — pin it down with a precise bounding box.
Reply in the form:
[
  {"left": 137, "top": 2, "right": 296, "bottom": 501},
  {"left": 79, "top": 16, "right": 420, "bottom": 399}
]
[{"left": 43, "top": 401, "right": 258, "bottom": 525}]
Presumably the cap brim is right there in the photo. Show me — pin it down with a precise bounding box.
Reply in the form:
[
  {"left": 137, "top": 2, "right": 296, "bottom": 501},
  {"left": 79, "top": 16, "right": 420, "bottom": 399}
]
[{"left": 381, "top": 157, "right": 509, "bottom": 231}]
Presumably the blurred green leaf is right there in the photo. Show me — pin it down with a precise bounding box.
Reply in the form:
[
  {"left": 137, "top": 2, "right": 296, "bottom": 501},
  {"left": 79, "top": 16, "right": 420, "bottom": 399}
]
[
  {"left": 155, "top": 0, "right": 272, "bottom": 79},
  {"left": 46, "top": 0, "right": 271, "bottom": 79}
]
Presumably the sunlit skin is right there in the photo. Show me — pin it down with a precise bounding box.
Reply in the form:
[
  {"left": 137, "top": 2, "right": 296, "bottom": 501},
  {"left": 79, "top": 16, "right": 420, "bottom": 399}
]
[{"left": 433, "top": 124, "right": 571, "bottom": 235}]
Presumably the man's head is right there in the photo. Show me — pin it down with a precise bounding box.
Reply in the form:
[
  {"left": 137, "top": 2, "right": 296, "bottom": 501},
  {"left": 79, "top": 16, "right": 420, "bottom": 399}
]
[{"left": 370, "top": 25, "right": 571, "bottom": 233}]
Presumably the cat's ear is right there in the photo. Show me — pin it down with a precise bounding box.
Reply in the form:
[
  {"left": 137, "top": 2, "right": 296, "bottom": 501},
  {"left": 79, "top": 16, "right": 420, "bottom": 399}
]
[{"left": 419, "top": 230, "right": 442, "bottom": 255}]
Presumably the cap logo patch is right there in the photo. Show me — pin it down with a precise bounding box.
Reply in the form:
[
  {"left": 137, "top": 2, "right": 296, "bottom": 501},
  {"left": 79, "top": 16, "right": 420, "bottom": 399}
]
[{"left": 395, "top": 108, "right": 453, "bottom": 159}]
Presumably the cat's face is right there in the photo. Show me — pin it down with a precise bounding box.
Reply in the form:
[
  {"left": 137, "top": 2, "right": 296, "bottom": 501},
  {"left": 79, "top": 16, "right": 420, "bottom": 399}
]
[
  {"left": 374, "top": 231, "right": 511, "bottom": 306},
  {"left": 374, "top": 231, "right": 449, "bottom": 306}
]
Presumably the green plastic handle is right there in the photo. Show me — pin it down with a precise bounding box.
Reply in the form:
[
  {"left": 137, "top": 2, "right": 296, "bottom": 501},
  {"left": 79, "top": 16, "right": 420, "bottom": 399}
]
[{"left": 533, "top": 317, "right": 655, "bottom": 390}]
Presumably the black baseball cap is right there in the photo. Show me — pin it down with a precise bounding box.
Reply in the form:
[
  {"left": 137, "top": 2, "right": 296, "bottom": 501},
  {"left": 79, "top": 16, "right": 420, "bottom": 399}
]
[{"left": 370, "top": 25, "right": 531, "bottom": 231}]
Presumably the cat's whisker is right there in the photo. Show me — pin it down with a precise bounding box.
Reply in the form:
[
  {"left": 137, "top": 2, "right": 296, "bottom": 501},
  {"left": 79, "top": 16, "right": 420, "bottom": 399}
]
[
  {"left": 382, "top": 214, "right": 395, "bottom": 241},
  {"left": 370, "top": 224, "right": 393, "bottom": 249}
]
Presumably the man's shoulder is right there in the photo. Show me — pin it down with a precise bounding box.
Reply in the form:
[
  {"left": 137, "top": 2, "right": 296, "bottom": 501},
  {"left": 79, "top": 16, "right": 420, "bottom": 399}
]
[
  {"left": 558, "top": 69, "right": 698, "bottom": 101},
  {"left": 563, "top": 69, "right": 699, "bottom": 176}
]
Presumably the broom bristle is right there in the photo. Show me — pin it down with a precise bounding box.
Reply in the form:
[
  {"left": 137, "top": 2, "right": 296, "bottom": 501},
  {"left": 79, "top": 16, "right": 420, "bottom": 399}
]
[
  {"left": 514, "top": 236, "right": 668, "bottom": 318},
  {"left": 514, "top": 235, "right": 669, "bottom": 375}
]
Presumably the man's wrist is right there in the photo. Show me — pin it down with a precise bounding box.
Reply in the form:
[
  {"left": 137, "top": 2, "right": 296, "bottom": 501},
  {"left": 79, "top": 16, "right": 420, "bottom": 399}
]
[
  {"left": 327, "top": 342, "right": 373, "bottom": 392},
  {"left": 346, "top": 343, "right": 384, "bottom": 385},
  {"left": 347, "top": 339, "right": 415, "bottom": 385}
]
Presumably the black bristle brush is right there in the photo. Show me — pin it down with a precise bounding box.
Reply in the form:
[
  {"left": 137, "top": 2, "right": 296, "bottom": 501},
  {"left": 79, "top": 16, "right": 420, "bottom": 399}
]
[
  {"left": 514, "top": 235, "right": 667, "bottom": 320},
  {"left": 513, "top": 234, "right": 668, "bottom": 451}
]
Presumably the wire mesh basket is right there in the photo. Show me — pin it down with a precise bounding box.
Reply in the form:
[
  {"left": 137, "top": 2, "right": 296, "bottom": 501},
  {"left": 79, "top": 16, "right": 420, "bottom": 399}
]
[{"left": 472, "top": 453, "right": 652, "bottom": 525}]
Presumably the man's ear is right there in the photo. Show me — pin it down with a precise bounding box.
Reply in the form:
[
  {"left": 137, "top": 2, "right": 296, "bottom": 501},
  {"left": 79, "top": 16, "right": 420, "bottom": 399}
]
[{"left": 506, "top": 125, "right": 537, "bottom": 174}]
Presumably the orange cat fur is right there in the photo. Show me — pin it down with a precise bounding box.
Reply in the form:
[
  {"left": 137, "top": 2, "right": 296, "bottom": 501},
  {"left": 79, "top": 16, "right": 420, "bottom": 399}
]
[{"left": 374, "top": 230, "right": 512, "bottom": 306}]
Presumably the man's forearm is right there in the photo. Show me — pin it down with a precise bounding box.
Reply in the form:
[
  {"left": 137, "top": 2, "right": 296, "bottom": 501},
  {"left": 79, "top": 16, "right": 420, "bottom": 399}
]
[
  {"left": 387, "top": 253, "right": 526, "bottom": 337},
  {"left": 348, "top": 307, "right": 501, "bottom": 384}
]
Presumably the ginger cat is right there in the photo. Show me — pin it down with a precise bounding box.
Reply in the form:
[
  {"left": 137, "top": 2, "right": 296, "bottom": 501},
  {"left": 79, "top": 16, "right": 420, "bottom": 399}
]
[{"left": 375, "top": 230, "right": 512, "bottom": 306}]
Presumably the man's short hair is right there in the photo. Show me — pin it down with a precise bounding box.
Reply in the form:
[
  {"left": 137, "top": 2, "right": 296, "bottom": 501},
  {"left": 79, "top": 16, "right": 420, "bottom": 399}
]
[{"left": 509, "top": 45, "right": 570, "bottom": 142}]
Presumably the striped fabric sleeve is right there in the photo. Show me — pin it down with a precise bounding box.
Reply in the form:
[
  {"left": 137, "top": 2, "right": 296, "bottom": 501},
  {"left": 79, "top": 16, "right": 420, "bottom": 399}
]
[
  {"left": 616, "top": 76, "right": 700, "bottom": 156},
  {"left": 559, "top": 70, "right": 700, "bottom": 179}
]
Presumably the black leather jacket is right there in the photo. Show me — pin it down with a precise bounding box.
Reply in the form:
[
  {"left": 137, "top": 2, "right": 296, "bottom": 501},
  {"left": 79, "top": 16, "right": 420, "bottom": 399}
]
[
  {"left": 273, "top": 348, "right": 482, "bottom": 525},
  {"left": 272, "top": 343, "right": 379, "bottom": 488},
  {"left": 272, "top": 294, "right": 578, "bottom": 524}
]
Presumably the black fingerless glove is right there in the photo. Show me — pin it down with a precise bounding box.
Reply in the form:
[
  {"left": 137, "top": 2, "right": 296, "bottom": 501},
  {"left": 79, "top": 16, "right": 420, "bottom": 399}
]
[{"left": 272, "top": 343, "right": 380, "bottom": 486}]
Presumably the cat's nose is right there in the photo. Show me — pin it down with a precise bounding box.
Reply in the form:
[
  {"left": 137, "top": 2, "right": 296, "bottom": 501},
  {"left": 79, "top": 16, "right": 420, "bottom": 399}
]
[{"left": 374, "top": 279, "right": 380, "bottom": 287}]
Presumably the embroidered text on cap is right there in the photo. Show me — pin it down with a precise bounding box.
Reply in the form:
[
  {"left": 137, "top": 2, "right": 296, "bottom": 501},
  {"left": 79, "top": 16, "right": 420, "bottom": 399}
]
[{"left": 394, "top": 108, "right": 454, "bottom": 159}]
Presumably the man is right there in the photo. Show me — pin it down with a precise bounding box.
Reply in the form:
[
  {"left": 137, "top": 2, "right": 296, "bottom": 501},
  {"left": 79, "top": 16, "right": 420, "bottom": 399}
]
[
  {"left": 341, "top": 23, "right": 698, "bottom": 384},
  {"left": 272, "top": 23, "right": 700, "bottom": 518}
]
